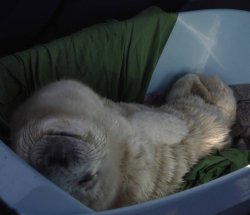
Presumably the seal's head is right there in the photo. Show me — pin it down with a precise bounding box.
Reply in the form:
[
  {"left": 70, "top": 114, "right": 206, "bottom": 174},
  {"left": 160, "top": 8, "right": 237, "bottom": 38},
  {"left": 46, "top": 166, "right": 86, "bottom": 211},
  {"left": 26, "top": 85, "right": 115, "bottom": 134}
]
[{"left": 10, "top": 80, "right": 123, "bottom": 210}]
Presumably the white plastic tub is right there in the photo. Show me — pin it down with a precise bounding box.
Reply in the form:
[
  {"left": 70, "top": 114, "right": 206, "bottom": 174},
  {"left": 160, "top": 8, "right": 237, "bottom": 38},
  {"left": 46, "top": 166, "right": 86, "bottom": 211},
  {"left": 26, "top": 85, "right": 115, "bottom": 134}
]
[{"left": 1, "top": 9, "right": 250, "bottom": 215}]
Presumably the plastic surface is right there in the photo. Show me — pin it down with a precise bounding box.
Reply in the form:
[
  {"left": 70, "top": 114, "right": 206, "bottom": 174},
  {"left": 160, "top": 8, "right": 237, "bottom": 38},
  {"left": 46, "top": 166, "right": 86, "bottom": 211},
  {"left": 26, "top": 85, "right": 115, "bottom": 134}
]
[
  {"left": 147, "top": 9, "right": 250, "bottom": 94},
  {"left": 1, "top": 9, "right": 250, "bottom": 215}
]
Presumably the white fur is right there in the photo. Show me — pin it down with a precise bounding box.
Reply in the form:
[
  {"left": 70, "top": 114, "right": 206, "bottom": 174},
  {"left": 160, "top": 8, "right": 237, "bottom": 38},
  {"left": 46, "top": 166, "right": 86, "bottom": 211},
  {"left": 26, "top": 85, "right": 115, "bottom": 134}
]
[{"left": 10, "top": 74, "right": 236, "bottom": 211}]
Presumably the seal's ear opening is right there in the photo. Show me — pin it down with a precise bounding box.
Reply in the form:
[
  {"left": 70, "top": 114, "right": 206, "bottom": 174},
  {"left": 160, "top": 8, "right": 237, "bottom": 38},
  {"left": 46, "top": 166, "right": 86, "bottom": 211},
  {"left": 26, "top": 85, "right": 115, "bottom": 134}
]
[{"left": 28, "top": 134, "right": 86, "bottom": 174}]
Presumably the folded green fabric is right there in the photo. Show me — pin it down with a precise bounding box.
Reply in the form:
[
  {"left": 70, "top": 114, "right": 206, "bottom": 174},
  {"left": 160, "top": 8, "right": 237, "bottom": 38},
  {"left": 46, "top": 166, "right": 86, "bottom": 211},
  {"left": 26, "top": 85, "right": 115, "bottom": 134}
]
[
  {"left": 181, "top": 148, "right": 249, "bottom": 190},
  {"left": 0, "top": 7, "right": 177, "bottom": 142}
]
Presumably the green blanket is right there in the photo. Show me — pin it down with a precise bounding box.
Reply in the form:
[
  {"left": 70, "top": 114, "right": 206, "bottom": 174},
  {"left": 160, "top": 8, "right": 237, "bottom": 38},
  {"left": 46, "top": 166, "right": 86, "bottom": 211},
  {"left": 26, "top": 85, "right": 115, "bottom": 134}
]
[
  {"left": 181, "top": 148, "right": 249, "bottom": 190},
  {"left": 0, "top": 7, "right": 177, "bottom": 142}
]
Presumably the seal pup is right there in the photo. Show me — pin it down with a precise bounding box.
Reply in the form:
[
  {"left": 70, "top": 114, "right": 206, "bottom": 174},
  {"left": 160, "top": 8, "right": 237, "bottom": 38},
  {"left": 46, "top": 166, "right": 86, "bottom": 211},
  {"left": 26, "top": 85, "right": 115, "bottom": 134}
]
[{"left": 10, "top": 74, "right": 236, "bottom": 211}]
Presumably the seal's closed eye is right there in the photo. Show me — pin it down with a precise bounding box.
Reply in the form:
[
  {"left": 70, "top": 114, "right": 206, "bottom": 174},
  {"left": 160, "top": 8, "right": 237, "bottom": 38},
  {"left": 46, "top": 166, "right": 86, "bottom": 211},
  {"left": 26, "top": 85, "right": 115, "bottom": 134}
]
[
  {"left": 78, "top": 172, "right": 97, "bottom": 185},
  {"left": 78, "top": 172, "right": 99, "bottom": 191}
]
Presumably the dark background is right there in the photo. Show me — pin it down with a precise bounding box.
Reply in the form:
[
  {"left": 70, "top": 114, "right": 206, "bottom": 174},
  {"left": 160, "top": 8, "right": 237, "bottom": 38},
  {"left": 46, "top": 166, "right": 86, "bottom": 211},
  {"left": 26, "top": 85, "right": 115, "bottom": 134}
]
[{"left": 0, "top": 0, "right": 250, "bottom": 57}]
